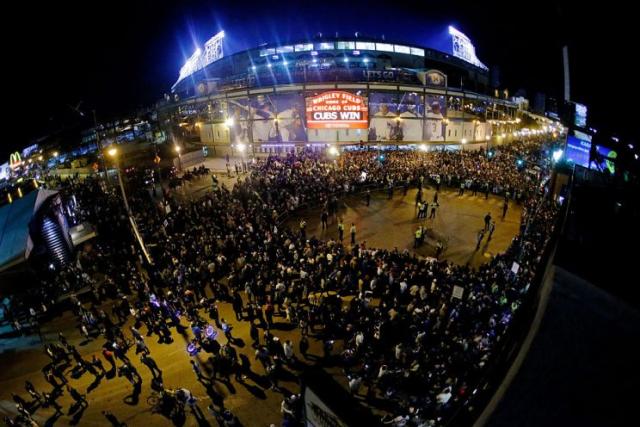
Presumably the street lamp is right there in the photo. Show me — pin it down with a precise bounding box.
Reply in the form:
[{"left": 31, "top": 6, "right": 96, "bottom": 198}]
[
  {"left": 174, "top": 145, "right": 183, "bottom": 171},
  {"left": 107, "top": 146, "right": 153, "bottom": 264}
]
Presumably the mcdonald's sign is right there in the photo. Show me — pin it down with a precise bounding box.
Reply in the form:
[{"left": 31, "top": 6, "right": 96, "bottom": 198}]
[{"left": 9, "top": 152, "right": 22, "bottom": 169}]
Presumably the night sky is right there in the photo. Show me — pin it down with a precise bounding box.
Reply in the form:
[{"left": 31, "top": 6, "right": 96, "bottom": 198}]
[{"left": 3, "top": 0, "right": 635, "bottom": 159}]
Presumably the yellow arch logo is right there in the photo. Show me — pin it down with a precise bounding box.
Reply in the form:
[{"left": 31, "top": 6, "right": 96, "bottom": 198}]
[{"left": 9, "top": 152, "right": 22, "bottom": 169}]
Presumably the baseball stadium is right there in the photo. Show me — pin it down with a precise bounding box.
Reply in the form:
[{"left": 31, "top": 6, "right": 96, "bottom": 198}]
[{"left": 159, "top": 28, "right": 522, "bottom": 153}]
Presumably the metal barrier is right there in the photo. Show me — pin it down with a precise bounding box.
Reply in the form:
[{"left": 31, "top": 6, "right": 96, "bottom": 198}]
[{"left": 445, "top": 191, "right": 568, "bottom": 426}]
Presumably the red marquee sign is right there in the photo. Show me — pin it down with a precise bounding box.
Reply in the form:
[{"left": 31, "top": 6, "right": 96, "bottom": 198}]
[{"left": 305, "top": 91, "right": 368, "bottom": 129}]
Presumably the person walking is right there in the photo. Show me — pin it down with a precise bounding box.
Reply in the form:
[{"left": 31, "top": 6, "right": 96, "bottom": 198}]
[
  {"left": 338, "top": 220, "right": 344, "bottom": 241},
  {"left": 140, "top": 354, "right": 162, "bottom": 379},
  {"left": 502, "top": 200, "right": 509, "bottom": 219},
  {"left": 321, "top": 210, "right": 329, "bottom": 230},
  {"left": 350, "top": 223, "right": 357, "bottom": 245},
  {"left": 191, "top": 360, "right": 209, "bottom": 384},
  {"left": 365, "top": 190, "right": 371, "bottom": 207},
  {"left": 476, "top": 229, "right": 485, "bottom": 251}
]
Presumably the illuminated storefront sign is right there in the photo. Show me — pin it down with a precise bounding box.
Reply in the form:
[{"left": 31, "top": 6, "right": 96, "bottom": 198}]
[
  {"left": 9, "top": 152, "right": 22, "bottom": 169},
  {"left": 306, "top": 91, "right": 368, "bottom": 129},
  {"left": 449, "top": 26, "right": 488, "bottom": 70}
]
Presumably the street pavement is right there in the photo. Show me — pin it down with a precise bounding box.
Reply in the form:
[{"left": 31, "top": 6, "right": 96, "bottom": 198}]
[{"left": 287, "top": 186, "right": 522, "bottom": 268}]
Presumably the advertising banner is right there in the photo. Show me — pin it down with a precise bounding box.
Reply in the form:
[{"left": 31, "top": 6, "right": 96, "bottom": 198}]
[
  {"left": 305, "top": 91, "right": 368, "bottom": 129},
  {"left": 368, "top": 92, "right": 424, "bottom": 141}
]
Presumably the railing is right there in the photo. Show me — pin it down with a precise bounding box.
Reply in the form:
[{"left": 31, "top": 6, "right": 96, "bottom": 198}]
[{"left": 445, "top": 190, "right": 569, "bottom": 426}]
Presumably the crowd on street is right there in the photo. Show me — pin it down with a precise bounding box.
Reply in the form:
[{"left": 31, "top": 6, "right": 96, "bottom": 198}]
[{"left": 3, "top": 141, "right": 558, "bottom": 427}]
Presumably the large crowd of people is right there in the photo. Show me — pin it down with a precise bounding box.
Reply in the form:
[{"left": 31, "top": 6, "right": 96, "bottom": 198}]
[{"left": 3, "top": 141, "right": 558, "bottom": 427}]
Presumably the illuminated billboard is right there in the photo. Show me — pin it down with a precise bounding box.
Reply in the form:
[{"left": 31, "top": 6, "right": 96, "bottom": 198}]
[
  {"left": 574, "top": 103, "right": 587, "bottom": 128},
  {"left": 449, "top": 26, "right": 488, "bottom": 70},
  {"left": 305, "top": 91, "right": 368, "bottom": 129}
]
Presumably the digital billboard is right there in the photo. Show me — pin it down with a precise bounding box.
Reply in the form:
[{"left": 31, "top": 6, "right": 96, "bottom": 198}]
[
  {"left": 305, "top": 91, "right": 368, "bottom": 129},
  {"left": 594, "top": 145, "right": 617, "bottom": 174},
  {"left": 574, "top": 103, "right": 588, "bottom": 128},
  {"left": 565, "top": 134, "right": 591, "bottom": 167}
]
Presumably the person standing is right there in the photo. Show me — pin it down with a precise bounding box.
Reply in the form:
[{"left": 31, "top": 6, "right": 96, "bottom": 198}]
[
  {"left": 350, "top": 223, "right": 357, "bottom": 245},
  {"left": 299, "top": 219, "right": 307, "bottom": 241},
  {"left": 502, "top": 200, "right": 509, "bottom": 219},
  {"left": 299, "top": 336, "right": 309, "bottom": 358},
  {"left": 487, "top": 221, "right": 496, "bottom": 241},
  {"left": 321, "top": 210, "right": 328, "bottom": 230},
  {"left": 429, "top": 202, "right": 438, "bottom": 219},
  {"left": 365, "top": 190, "right": 371, "bottom": 207},
  {"left": 337, "top": 220, "right": 344, "bottom": 241},
  {"left": 414, "top": 227, "right": 422, "bottom": 248},
  {"left": 67, "top": 385, "right": 88, "bottom": 408},
  {"left": 484, "top": 212, "right": 492, "bottom": 231}
]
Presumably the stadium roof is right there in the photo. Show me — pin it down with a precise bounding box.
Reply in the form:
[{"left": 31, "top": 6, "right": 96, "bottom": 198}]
[{"left": 0, "top": 189, "right": 57, "bottom": 273}]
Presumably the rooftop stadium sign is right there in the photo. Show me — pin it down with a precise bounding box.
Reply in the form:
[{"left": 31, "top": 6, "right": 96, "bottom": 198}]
[
  {"left": 174, "top": 30, "right": 225, "bottom": 87},
  {"left": 305, "top": 91, "right": 368, "bottom": 129},
  {"left": 448, "top": 26, "right": 488, "bottom": 71}
]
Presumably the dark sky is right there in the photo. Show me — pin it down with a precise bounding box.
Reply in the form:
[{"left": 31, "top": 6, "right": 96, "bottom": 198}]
[{"left": 3, "top": 0, "right": 636, "bottom": 159}]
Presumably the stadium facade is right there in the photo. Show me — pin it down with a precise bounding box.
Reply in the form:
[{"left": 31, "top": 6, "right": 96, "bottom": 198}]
[{"left": 158, "top": 29, "right": 519, "bottom": 150}]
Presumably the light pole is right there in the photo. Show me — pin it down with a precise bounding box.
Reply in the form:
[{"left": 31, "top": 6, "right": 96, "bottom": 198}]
[
  {"left": 174, "top": 145, "right": 183, "bottom": 172},
  {"left": 442, "top": 118, "right": 449, "bottom": 143},
  {"left": 107, "top": 147, "right": 153, "bottom": 264}
]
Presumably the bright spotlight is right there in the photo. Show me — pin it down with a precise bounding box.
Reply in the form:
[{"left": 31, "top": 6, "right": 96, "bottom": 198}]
[
  {"left": 225, "top": 117, "right": 235, "bottom": 128},
  {"left": 328, "top": 146, "right": 339, "bottom": 156},
  {"left": 237, "top": 143, "right": 246, "bottom": 153},
  {"left": 552, "top": 149, "right": 563, "bottom": 162}
]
